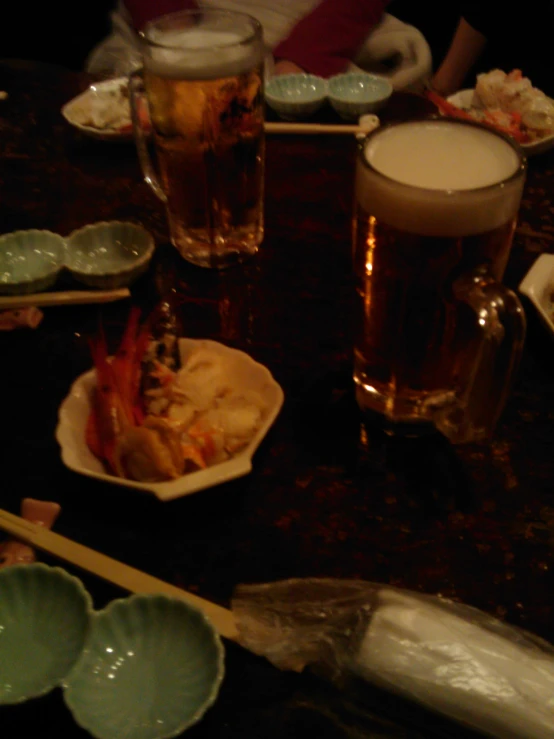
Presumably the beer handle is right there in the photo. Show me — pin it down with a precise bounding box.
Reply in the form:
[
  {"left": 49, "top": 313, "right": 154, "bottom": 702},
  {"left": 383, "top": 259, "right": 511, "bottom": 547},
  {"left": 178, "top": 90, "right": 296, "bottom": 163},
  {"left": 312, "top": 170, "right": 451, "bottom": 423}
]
[
  {"left": 436, "top": 272, "right": 526, "bottom": 444},
  {"left": 128, "top": 70, "right": 167, "bottom": 203}
]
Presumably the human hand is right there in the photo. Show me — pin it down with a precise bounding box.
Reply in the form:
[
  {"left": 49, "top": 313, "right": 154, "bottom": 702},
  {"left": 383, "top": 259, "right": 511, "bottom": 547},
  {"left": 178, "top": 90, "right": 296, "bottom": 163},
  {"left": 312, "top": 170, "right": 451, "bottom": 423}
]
[{"left": 273, "top": 60, "right": 305, "bottom": 76}]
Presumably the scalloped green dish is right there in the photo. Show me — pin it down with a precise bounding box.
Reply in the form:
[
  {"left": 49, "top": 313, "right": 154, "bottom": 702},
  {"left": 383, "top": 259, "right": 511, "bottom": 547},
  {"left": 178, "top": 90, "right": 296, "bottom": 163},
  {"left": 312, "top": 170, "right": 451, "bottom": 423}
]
[
  {"left": 0, "top": 564, "right": 92, "bottom": 704},
  {"left": 63, "top": 593, "right": 225, "bottom": 739}
]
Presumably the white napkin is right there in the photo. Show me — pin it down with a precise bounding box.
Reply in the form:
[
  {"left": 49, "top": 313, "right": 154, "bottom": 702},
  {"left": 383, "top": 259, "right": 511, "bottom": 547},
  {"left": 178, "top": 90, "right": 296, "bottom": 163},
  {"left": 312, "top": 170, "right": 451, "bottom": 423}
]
[{"left": 351, "top": 13, "right": 432, "bottom": 91}]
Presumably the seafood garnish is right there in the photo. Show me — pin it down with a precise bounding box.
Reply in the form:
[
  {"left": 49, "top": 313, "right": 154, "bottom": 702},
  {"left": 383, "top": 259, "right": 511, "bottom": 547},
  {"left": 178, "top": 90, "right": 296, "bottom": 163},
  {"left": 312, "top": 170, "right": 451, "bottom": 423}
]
[
  {"left": 428, "top": 69, "right": 554, "bottom": 143},
  {"left": 71, "top": 81, "right": 131, "bottom": 131},
  {"left": 85, "top": 308, "right": 266, "bottom": 483}
]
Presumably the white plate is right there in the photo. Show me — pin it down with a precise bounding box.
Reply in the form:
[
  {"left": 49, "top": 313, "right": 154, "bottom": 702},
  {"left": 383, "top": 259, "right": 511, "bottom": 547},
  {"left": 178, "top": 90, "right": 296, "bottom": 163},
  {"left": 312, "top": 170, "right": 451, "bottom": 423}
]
[
  {"left": 519, "top": 254, "right": 554, "bottom": 333},
  {"left": 55, "top": 339, "right": 284, "bottom": 501},
  {"left": 61, "top": 77, "right": 133, "bottom": 142},
  {"left": 447, "top": 89, "right": 554, "bottom": 156}
]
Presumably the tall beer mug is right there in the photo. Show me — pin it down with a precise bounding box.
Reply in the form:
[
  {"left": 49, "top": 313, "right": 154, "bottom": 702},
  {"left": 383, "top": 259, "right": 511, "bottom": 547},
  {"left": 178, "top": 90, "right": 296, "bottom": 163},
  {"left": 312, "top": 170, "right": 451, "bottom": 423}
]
[
  {"left": 129, "top": 9, "right": 265, "bottom": 269},
  {"left": 352, "top": 119, "right": 527, "bottom": 443}
]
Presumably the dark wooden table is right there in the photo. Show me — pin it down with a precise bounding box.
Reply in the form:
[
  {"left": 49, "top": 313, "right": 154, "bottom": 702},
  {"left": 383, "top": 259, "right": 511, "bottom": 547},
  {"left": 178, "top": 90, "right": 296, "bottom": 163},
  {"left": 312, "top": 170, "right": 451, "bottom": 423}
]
[{"left": 1, "top": 59, "right": 554, "bottom": 739}]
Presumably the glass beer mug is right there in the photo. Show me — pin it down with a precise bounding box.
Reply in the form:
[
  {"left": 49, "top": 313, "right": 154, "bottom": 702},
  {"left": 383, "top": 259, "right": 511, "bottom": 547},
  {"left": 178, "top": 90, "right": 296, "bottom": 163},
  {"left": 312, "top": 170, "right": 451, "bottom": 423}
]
[
  {"left": 129, "top": 9, "right": 265, "bottom": 269},
  {"left": 352, "top": 118, "right": 527, "bottom": 443}
]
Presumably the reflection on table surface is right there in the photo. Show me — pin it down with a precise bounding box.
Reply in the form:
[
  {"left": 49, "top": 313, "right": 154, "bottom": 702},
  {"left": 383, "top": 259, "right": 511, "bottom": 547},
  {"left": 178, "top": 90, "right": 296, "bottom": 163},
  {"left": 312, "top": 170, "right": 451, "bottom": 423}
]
[{"left": 1, "top": 59, "right": 554, "bottom": 739}]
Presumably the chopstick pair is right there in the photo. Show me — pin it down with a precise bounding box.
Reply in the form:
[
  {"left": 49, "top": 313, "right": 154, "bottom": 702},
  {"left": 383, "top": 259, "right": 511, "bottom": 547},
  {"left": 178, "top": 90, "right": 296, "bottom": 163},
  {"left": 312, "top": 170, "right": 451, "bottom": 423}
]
[
  {"left": 0, "top": 507, "right": 238, "bottom": 640},
  {"left": 264, "top": 121, "right": 364, "bottom": 135}
]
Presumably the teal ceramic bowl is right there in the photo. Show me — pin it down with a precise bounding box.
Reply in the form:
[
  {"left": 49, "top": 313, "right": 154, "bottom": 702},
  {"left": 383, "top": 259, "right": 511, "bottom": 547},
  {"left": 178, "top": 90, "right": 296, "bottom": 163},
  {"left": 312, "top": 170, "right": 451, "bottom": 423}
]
[
  {"left": 328, "top": 73, "right": 392, "bottom": 120},
  {"left": 0, "top": 563, "right": 92, "bottom": 704},
  {"left": 66, "top": 221, "right": 155, "bottom": 289},
  {"left": 64, "top": 594, "right": 225, "bottom": 739},
  {"left": 0, "top": 229, "right": 66, "bottom": 295},
  {"left": 265, "top": 73, "right": 327, "bottom": 120}
]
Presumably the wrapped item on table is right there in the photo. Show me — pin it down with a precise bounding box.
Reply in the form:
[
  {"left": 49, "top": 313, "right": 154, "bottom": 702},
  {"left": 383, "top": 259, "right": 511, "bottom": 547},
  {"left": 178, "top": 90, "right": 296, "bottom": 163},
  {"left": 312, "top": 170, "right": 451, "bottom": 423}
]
[{"left": 232, "top": 578, "right": 554, "bottom": 739}]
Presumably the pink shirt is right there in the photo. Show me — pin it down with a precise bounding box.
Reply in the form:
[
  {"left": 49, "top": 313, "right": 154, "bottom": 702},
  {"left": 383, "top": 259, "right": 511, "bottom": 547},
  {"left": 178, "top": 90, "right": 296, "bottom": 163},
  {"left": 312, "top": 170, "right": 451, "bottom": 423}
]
[{"left": 124, "top": 0, "right": 388, "bottom": 78}]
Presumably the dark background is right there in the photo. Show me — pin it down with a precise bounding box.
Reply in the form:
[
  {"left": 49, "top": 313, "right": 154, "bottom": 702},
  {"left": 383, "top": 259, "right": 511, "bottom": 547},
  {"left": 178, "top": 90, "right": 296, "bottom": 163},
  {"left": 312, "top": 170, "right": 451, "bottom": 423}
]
[
  {"left": 0, "top": 2, "right": 461, "bottom": 74},
  {"left": 2, "top": 1, "right": 551, "bottom": 96}
]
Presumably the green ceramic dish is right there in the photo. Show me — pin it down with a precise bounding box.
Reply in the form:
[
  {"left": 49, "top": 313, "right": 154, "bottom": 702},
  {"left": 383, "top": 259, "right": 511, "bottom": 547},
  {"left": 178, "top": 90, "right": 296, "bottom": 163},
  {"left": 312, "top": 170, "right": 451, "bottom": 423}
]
[
  {"left": 65, "top": 221, "right": 155, "bottom": 289},
  {"left": 64, "top": 593, "right": 225, "bottom": 739},
  {"left": 265, "top": 73, "right": 327, "bottom": 120},
  {"left": 0, "top": 563, "right": 92, "bottom": 704},
  {"left": 328, "top": 72, "right": 392, "bottom": 120},
  {"left": 0, "top": 230, "right": 66, "bottom": 295}
]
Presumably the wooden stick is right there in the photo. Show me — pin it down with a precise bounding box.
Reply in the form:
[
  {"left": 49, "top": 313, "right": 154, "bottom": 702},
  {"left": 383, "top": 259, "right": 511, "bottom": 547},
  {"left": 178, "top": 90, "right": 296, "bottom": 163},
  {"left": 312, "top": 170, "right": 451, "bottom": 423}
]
[
  {"left": 264, "top": 121, "right": 363, "bottom": 135},
  {"left": 0, "top": 508, "right": 238, "bottom": 641},
  {"left": 0, "top": 288, "right": 131, "bottom": 310}
]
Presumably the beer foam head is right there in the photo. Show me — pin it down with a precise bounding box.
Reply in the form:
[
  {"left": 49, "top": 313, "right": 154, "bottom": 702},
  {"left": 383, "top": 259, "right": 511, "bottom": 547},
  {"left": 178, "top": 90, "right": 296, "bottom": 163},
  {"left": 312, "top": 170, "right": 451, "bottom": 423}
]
[
  {"left": 144, "top": 15, "right": 262, "bottom": 80},
  {"left": 357, "top": 120, "right": 525, "bottom": 236}
]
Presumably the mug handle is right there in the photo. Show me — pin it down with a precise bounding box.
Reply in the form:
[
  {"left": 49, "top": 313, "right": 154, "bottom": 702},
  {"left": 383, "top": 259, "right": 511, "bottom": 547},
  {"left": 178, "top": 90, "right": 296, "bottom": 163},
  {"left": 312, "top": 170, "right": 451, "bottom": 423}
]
[
  {"left": 435, "top": 270, "right": 526, "bottom": 444},
  {"left": 128, "top": 69, "right": 167, "bottom": 203}
]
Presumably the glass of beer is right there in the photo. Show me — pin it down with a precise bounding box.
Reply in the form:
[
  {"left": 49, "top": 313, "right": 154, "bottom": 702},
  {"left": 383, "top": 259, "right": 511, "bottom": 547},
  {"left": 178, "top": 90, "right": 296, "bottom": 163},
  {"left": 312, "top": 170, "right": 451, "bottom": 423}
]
[
  {"left": 353, "top": 118, "right": 527, "bottom": 443},
  {"left": 129, "top": 9, "right": 265, "bottom": 269}
]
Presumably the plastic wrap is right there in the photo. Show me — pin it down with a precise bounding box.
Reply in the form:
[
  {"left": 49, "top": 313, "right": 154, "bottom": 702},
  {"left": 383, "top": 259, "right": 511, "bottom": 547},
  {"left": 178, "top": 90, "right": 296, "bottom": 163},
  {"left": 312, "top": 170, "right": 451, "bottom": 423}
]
[{"left": 231, "top": 579, "right": 554, "bottom": 738}]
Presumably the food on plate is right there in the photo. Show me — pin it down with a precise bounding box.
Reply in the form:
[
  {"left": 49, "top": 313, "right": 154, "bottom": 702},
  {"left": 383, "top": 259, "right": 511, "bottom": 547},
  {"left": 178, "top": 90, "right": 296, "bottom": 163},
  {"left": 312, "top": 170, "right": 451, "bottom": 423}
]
[
  {"left": 85, "top": 306, "right": 266, "bottom": 483},
  {"left": 70, "top": 80, "right": 132, "bottom": 131},
  {"left": 67, "top": 80, "right": 150, "bottom": 134},
  {"left": 428, "top": 69, "right": 554, "bottom": 144}
]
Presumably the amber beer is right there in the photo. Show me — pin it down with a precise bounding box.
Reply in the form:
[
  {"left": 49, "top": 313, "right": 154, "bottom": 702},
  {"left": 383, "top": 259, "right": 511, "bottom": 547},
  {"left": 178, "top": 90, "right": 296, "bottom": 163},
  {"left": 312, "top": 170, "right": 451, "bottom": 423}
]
[
  {"left": 353, "top": 119, "right": 526, "bottom": 431},
  {"left": 141, "top": 11, "right": 264, "bottom": 268}
]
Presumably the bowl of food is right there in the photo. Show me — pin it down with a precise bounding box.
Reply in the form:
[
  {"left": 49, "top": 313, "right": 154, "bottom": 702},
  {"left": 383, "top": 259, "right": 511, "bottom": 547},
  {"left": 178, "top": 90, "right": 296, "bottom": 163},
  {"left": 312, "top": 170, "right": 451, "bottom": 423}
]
[
  {"left": 55, "top": 308, "right": 284, "bottom": 501},
  {"left": 328, "top": 73, "right": 392, "bottom": 120},
  {"left": 0, "top": 230, "right": 66, "bottom": 295},
  {"left": 265, "top": 73, "right": 327, "bottom": 120},
  {"left": 62, "top": 78, "right": 134, "bottom": 141},
  {"left": 0, "top": 563, "right": 92, "bottom": 704},
  {"left": 63, "top": 594, "right": 225, "bottom": 739},
  {"left": 65, "top": 222, "right": 155, "bottom": 289},
  {"left": 431, "top": 69, "right": 554, "bottom": 155}
]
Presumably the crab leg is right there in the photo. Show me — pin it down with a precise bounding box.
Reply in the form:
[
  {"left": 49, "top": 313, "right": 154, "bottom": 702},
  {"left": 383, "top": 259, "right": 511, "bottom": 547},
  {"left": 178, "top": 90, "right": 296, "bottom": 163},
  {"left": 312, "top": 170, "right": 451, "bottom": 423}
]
[{"left": 87, "top": 329, "right": 133, "bottom": 475}]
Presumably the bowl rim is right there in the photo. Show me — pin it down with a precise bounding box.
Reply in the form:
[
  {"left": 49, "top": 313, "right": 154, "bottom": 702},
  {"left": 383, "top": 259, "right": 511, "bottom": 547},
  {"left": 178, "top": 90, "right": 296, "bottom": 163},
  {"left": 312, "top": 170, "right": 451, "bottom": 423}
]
[
  {"left": 327, "top": 72, "right": 393, "bottom": 101},
  {"left": 0, "top": 221, "right": 156, "bottom": 290},
  {"left": 0, "top": 563, "right": 94, "bottom": 705},
  {"left": 0, "top": 229, "right": 67, "bottom": 287},
  {"left": 63, "top": 592, "right": 225, "bottom": 739},
  {"left": 265, "top": 72, "right": 328, "bottom": 102},
  {"left": 65, "top": 221, "right": 156, "bottom": 277}
]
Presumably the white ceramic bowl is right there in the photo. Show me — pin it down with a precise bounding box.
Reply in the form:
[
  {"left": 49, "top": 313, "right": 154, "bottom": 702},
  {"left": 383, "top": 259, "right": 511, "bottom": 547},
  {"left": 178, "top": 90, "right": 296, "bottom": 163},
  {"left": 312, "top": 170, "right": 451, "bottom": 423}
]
[
  {"left": 328, "top": 73, "right": 392, "bottom": 120},
  {"left": 55, "top": 338, "right": 284, "bottom": 501},
  {"left": 265, "top": 74, "right": 327, "bottom": 120},
  {"left": 66, "top": 221, "right": 155, "bottom": 289},
  {"left": 64, "top": 594, "right": 225, "bottom": 739},
  {"left": 0, "top": 563, "right": 92, "bottom": 704},
  {"left": 0, "top": 230, "right": 66, "bottom": 295}
]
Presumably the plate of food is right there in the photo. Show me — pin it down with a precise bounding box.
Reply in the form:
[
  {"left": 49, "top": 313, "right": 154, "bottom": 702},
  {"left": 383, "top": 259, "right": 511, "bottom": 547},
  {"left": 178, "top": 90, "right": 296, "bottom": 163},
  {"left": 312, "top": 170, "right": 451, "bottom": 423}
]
[
  {"left": 429, "top": 69, "right": 554, "bottom": 155},
  {"left": 519, "top": 254, "right": 554, "bottom": 335},
  {"left": 61, "top": 77, "right": 147, "bottom": 141},
  {"left": 55, "top": 307, "right": 284, "bottom": 500}
]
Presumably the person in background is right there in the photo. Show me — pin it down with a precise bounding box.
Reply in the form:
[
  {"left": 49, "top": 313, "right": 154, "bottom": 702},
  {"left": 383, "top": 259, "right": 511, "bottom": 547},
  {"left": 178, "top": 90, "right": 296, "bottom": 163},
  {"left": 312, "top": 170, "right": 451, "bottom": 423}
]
[
  {"left": 429, "top": 0, "right": 554, "bottom": 97},
  {"left": 87, "top": 0, "right": 389, "bottom": 79},
  {"left": 86, "top": 0, "right": 432, "bottom": 91}
]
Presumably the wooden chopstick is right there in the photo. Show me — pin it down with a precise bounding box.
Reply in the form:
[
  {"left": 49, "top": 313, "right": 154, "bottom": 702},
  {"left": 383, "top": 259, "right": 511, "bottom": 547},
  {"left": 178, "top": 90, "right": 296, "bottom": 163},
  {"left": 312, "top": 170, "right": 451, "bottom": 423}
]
[
  {"left": 0, "top": 288, "right": 131, "bottom": 310},
  {"left": 264, "top": 121, "right": 363, "bottom": 135},
  {"left": 0, "top": 508, "right": 238, "bottom": 641}
]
